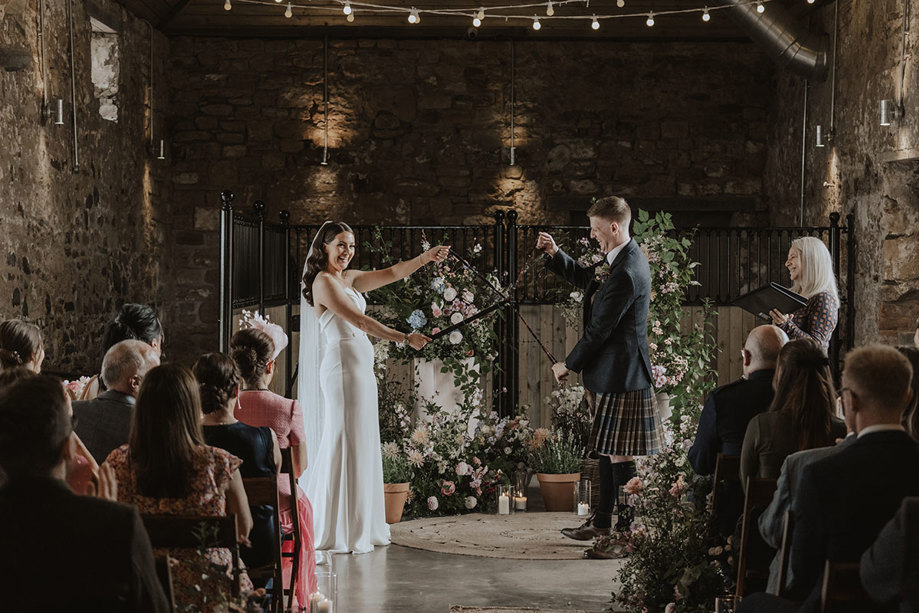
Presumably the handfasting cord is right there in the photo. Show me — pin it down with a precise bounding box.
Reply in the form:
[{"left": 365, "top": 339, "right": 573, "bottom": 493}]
[{"left": 447, "top": 248, "right": 558, "bottom": 365}]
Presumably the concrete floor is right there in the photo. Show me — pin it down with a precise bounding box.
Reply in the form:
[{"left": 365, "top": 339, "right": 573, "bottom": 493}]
[{"left": 328, "top": 541, "right": 622, "bottom": 612}]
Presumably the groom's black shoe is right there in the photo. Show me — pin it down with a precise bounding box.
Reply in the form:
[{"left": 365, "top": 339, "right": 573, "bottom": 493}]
[{"left": 561, "top": 514, "right": 610, "bottom": 541}]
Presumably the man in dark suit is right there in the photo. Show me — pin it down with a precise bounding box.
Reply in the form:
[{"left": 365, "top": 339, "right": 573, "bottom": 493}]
[
  {"left": 689, "top": 324, "right": 787, "bottom": 475},
  {"left": 537, "top": 196, "right": 662, "bottom": 542},
  {"left": 739, "top": 344, "right": 919, "bottom": 613},
  {"left": 860, "top": 496, "right": 919, "bottom": 613},
  {"left": 0, "top": 373, "right": 168, "bottom": 611},
  {"left": 74, "top": 339, "right": 159, "bottom": 464}
]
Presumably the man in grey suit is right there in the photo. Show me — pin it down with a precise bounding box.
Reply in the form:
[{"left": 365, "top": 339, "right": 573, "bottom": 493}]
[
  {"left": 73, "top": 340, "right": 159, "bottom": 464},
  {"left": 861, "top": 496, "right": 919, "bottom": 613}
]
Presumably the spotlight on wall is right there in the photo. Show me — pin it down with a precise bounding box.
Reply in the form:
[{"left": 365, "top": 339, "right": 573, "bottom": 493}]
[
  {"left": 155, "top": 139, "right": 167, "bottom": 160},
  {"left": 45, "top": 98, "right": 64, "bottom": 125},
  {"left": 815, "top": 125, "right": 834, "bottom": 148},
  {"left": 880, "top": 99, "right": 902, "bottom": 126},
  {"left": 509, "top": 146, "right": 517, "bottom": 167}
]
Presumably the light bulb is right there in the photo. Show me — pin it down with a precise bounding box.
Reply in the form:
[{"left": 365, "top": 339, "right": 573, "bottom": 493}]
[
  {"left": 646, "top": 12, "right": 654, "bottom": 27},
  {"left": 473, "top": 15, "right": 481, "bottom": 27},
  {"left": 285, "top": 2, "right": 292, "bottom": 18},
  {"left": 807, "top": 0, "right": 815, "bottom": 3},
  {"left": 224, "top": 0, "right": 231, "bottom": 10},
  {"left": 477, "top": 7, "right": 485, "bottom": 20},
  {"left": 591, "top": 15, "right": 599, "bottom": 30},
  {"left": 617, "top": 0, "right": 624, "bottom": 7},
  {"left": 343, "top": 1, "right": 351, "bottom": 15},
  {"left": 275, "top": 0, "right": 282, "bottom": 3},
  {"left": 702, "top": 7, "right": 710, "bottom": 21},
  {"left": 756, "top": 1, "right": 765, "bottom": 13},
  {"left": 408, "top": 8, "right": 417, "bottom": 23},
  {"left": 532, "top": 16, "right": 541, "bottom": 30},
  {"left": 346, "top": 12, "right": 354, "bottom": 21},
  {"left": 546, "top": 1, "right": 554, "bottom": 16}
]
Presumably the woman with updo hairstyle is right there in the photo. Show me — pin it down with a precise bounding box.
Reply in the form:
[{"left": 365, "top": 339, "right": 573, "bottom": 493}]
[
  {"left": 196, "top": 352, "right": 281, "bottom": 577},
  {"left": 0, "top": 319, "right": 45, "bottom": 372},
  {"left": 79, "top": 303, "right": 165, "bottom": 400},
  {"left": 740, "top": 338, "right": 846, "bottom": 487},
  {"left": 230, "top": 327, "right": 318, "bottom": 597}
]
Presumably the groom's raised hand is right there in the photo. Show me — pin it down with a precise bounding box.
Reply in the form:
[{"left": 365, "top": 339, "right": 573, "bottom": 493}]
[
  {"left": 551, "top": 361, "right": 570, "bottom": 383},
  {"left": 535, "top": 232, "right": 558, "bottom": 257}
]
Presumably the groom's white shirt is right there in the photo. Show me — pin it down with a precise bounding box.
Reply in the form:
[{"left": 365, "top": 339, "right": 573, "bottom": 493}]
[{"left": 606, "top": 240, "right": 628, "bottom": 267}]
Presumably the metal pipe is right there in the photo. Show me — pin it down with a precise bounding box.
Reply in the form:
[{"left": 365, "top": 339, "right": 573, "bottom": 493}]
[
  {"left": 67, "top": 0, "right": 79, "bottom": 172},
  {"left": 148, "top": 20, "right": 154, "bottom": 148},
  {"left": 715, "top": 0, "right": 829, "bottom": 82},
  {"left": 898, "top": 0, "right": 911, "bottom": 107},
  {"left": 800, "top": 82, "right": 809, "bottom": 227},
  {"left": 509, "top": 40, "right": 516, "bottom": 166},
  {"left": 321, "top": 34, "right": 329, "bottom": 165},
  {"left": 38, "top": 0, "right": 47, "bottom": 109},
  {"left": 829, "top": 0, "right": 838, "bottom": 133}
]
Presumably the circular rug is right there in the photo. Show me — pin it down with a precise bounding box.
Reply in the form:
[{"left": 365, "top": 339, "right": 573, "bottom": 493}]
[{"left": 390, "top": 512, "right": 599, "bottom": 560}]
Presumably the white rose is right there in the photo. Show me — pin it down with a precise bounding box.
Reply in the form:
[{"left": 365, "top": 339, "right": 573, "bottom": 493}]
[
  {"left": 449, "top": 330, "right": 463, "bottom": 345},
  {"left": 450, "top": 312, "right": 463, "bottom": 325},
  {"left": 464, "top": 496, "right": 477, "bottom": 510},
  {"left": 427, "top": 496, "right": 439, "bottom": 511},
  {"left": 443, "top": 287, "right": 458, "bottom": 302},
  {"left": 462, "top": 290, "right": 474, "bottom": 303},
  {"left": 455, "top": 461, "right": 471, "bottom": 476}
]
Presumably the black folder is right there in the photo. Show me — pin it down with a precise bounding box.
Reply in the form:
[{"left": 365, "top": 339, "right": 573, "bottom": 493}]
[{"left": 732, "top": 283, "right": 808, "bottom": 321}]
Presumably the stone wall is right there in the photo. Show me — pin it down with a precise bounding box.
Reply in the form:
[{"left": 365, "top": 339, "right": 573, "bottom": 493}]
[
  {"left": 0, "top": 0, "right": 169, "bottom": 373},
  {"left": 764, "top": 0, "right": 919, "bottom": 345},
  {"left": 165, "top": 37, "right": 777, "bottom": 361}
]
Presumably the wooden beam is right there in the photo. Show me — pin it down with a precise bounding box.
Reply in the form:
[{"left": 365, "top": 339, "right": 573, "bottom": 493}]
[{"left": 158, "top": 0, "right": 194, "bottom": 29}]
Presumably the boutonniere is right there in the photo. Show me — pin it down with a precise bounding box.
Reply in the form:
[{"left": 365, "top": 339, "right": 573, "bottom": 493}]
[{"left": 594, "top": 262, "right": 611, "bottom": 282}]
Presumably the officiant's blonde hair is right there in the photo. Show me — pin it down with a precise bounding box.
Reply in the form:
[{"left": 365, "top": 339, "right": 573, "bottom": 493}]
[
  {"left": 790, "top": 236, "right": 838, "bottom": 302},
  {"left": 587, "top": 196, "right": 631, "bottom": 227}
]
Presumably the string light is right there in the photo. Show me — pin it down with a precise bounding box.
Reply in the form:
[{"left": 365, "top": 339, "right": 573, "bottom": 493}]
[
  {"left": 617, "top": 0, "right": 624, "bottom": 7},
  {"left": 807, "top": 0, "right": 815, "bottom": 3},
  {"left": 591, "top": 14, "right": 599, "bottom": 29},
  {"left": 532, "top": 15, "right": 541, "bottom": 29},
  {"left": 275, "top": 0, "right": 282, "bottom": 3},
  {"left": 343, "top": 1, "right": 351, "bottom": 14},
  {"left": 285, "top": 2, "right": 293, "bottom": 17},
  {"left": 408, "top": 7, "right": 419, "bottom": 23},
  {"left": 473, "top": 14, "right": 481, "bottom": 26},
  {"left": 347, "top": 11, "right": 355, "bottom": 21},
  {"left": 476, "top": 7, "right": 485, "bottom": 20},
  {"left": 756, "top": 1, "right": 765, "bottom": 13},
  {"left": 702, "top": 6, "right": 710, "bottom": 21},
  {"left": 224, "top": 0, "right": 231, "bottom": 10},
  {"left": 646, "top": 11, "right": 654, "bottom": 27},
  {"left": 546, "top": 1, "right": 554, "bottom": 16}
]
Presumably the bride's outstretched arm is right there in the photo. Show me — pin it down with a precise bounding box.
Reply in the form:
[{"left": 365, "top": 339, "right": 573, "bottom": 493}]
[
  {"left": 349, "top": 245, "right": 449, "bottom": 294},
  {"left": 314, "top": 273, "right": 431, "bottom": 349}
]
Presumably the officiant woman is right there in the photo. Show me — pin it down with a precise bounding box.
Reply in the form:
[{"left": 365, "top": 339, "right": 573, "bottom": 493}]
[{"left": 769, "top": 236, "right": 839, "bottom": 354}]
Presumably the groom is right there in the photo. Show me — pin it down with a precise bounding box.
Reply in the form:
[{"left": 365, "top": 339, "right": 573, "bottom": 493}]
[{"left": 537, "top": 196, "right": 662, "bottom": 549}]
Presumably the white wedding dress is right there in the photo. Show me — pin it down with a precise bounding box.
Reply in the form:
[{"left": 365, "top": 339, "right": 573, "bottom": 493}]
[{"left": 302, "top": 287, "right": 391, "bottom": 554}]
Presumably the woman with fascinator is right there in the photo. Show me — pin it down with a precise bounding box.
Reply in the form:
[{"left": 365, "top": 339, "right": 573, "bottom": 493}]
[{"left": 299, "top": 221, "right": 448, "bottom": 554}]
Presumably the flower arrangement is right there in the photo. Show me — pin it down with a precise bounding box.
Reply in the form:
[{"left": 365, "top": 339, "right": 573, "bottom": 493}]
[
  {"left": 529, "top": 431, "right": 584, "bottom": 475},
  {"left": 62, "top": 376, "right": 92, "bottom": 401},
  {"left": 545, "top": 385, "right": 593, "bottom": 449},
  {"left": 382, "top": 447, "right": 413, "bottom": 483}
]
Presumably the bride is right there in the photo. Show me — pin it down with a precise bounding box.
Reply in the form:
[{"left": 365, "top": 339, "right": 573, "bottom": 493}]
[{"left": 299, "top": 221, "right": 448, "bottom": 553}]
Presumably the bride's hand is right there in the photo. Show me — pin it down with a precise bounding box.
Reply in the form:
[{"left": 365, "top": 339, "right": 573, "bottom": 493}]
[
  {"left": 422, "top": 245, "right": 451, "bottom": 265},
  {"left": 407, "top": 332, "right": 432, "bottom": 350}
]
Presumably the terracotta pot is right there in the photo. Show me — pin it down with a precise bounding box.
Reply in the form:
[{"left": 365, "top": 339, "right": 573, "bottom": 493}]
[
  {"left": 383, "top": 482, "right": 410, "bottom": 524},
  {"left": 536, "top": 472, "right": 581, "bottom": 512}
]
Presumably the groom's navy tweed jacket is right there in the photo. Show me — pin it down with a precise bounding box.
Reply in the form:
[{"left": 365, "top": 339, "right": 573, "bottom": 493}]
[{"left": 548, "top": 238, "right": 653, "bottom": 394}]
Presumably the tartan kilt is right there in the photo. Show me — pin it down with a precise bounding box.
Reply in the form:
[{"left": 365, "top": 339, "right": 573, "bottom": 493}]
[{"left": 585, "top": 388, "right": 663, "bottom": 456}]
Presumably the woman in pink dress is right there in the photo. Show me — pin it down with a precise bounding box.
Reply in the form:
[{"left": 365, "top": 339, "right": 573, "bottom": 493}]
[
  {"left": 231, "top": 325, "right": 318, "bottom": 601},
  {"left": 104, "top": 364, "right": 253, "bottom": 612}
]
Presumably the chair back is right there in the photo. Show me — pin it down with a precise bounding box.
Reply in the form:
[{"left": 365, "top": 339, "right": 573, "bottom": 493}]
[
  {"left": 775, "top": 509, "right": 795, "bottom": 597},
  {"left": 243, "top": 476, "right": 284, "bottom": 613},
  {"left": 280, "top": 447, "right": 302, "bottom": 611},
  {"left": 711, "top": 453, "right": 743, "bottom": 536},
  {"left": 141, "top": 514, "right": 241, "bottom": 597},
  {"left": 712, "top": 454, "right": 741, "bottom": 514},
  {"left": 154, "top": 554, "right": 177, "bottom": 612},
  {"left": 820, "top": 560, "right": 872, "bottom": 613},
  {"left": 735, "top": 477, "right": 778, "bottom": 598}
]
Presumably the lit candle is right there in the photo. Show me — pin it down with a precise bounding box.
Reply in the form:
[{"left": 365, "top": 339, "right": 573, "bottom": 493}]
[
  {"left": 514, "top": 496, "right": 527, "bottom": 510},
  {"left": 498, "top": 494, "right": 510, "bottom": 514},
  {"left": 316, "top": 598, "right": 333, "bottom": 613},
  {"left": 310, "top": 592, "right": 325, "bottom": 610},
  {"left": 577, "top": 502, "right": 590, "bottom": 516}
]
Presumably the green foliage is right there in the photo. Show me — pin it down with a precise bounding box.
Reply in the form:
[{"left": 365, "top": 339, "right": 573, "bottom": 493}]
[
  {"left": 529, "top": 432, "right": 584, "bottom": 474},
  {"left": 381, "top": 447, "right": 413, "bottom": 483}
]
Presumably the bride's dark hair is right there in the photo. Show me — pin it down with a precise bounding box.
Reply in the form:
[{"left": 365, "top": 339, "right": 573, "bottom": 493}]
[{"left": 301, "top": 221, "right": 354, "bottom": 306}]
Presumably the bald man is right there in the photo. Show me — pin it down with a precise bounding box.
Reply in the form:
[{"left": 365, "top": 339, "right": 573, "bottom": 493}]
[{"left": 73, "top": 340, "right": 160, "bottom": 464}]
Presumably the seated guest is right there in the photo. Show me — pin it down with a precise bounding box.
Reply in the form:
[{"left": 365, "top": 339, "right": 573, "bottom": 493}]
[
  {"left": 740, "top": 344, "right": 919, "bottom": 613},
  {"left": 103, "top": 364, "right": 253, "bottom": 612},
  {"left": 690, "top": 325, "right": 788, "bottom": 474},
  {"left": 80, "top": 303, "right": 164, "bottom": 400},
  {"left": 769, "top": 236, "right": 839, "bottom": 354},
  {"left": 73, "top": 340, "right": 160, "bottom": 464},
  {"left": 0, "top": 373, "right": 168, "bottom": 611},
  {"left": 914, "top": 315, "right": 919, "bottom": 349},
  {"left": 860, "top": 497, "right": 919, "bottom": 613},
  {"left": 897, "top": 346, "right": 919, "bottom": 440},
  {"left": 196, "top": 352, "right": 281, "bottom": 576},
  {"left": 232, "top": 325, "right": 317, "bottom": 597},
  {"left": 758, "top": 385, "right": 857, "bottom": 594},
  {"left": 740, "top": 338, "right": 845, "bottom": 488}
]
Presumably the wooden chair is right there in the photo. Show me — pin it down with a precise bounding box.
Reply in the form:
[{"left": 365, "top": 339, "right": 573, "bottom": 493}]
[
  {"left": 141, "top": 514, "right": 242, "bottom": 597},
  {"left": 154, "top": 554, "right": 176, "bottom": 612},
  {"left": 711, "top": 453, "right": 742, "bottom": 535},
  {"left": 775, "top": 509, "right": 795, "bottom": 597},
  {"left": 280, "top": 447, "right": 302, "bottom": 611},
  {"left": 820, "top": 560, "right": 872, "bottom": 613},
  {"left": 243, "top": 477, "right": 284, "bottom": 613},
  {"left": 735, "top": 477, "right": 778, "bottom": 598}
]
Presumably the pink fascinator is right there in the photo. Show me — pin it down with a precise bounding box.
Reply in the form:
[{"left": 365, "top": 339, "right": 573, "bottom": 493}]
[{"left": 239, "top": 310, "right": 288, "bottom": 360}]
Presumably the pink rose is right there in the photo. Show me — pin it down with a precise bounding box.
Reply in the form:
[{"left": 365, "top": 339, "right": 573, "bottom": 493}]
[
  {"left": 441, "top": 480, "right": 456, "bottom": 496},
  {"left": 431, "top": 303, "right": 443, "bottom": 317},
  {"left": 431, "top": 327, "right": 441, "bottom": 334},
  {"left": 669, "top": 474, "right": 686, "bottom": 498},
  {"left": 623, "top": 477, "right": 644, "bottom": 495}
]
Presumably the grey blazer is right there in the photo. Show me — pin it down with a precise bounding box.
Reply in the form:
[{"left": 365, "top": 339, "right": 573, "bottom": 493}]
[
  {"left": 860, "top": 496, "right": 919, "bottom": 613},
  {"left": 73, "top": 390, "right": 136, "bottom": 464}
]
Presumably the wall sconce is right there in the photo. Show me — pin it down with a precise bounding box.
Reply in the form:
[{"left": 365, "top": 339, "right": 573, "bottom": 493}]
[
  {"left": 880, "top": 99, "right": 902, "bottom": 126},
  {"left": 815, "top": 125, "right": 833, "bottom": 148},
  {"left": 155, "top": 138, "right": 166, "bottom": 160},
  {"left": 509, "top": 146, "right": 517, "bottom": 167},
  {"left": 45, "top": 98, "right": 64, "bottom": 125}
]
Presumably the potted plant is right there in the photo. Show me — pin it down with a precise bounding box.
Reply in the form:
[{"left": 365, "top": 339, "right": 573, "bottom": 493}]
[
  {"left": 531, "top": 432, "right": 583, "bottom": 512},
  {"left": 382, "top": 446, "right": 413, "bottom": 524}
]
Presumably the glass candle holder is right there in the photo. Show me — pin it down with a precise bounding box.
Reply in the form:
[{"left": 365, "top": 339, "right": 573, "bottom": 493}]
[
  {"left": 496, "top": 484, "right": 515, "bottom": 515},
  {"left": 311, "top": 569, "right": 338, "bottom": 613},
  {"left": 576, "top": 479, "right": 592, "bottom": 516}
]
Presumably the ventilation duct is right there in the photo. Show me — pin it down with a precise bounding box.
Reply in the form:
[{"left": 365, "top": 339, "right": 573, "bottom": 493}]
[{"left": 715, "top": 0, "right": 829, "bottom": 82}]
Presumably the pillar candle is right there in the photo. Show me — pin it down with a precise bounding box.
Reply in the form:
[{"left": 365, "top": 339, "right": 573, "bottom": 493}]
[{"left": 498, "top": 494, "right": 510, "bottom": 514}]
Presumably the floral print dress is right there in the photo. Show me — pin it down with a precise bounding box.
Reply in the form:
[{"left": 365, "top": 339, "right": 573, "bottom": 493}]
[{"left": 105, "top": 444, "right": 251, "bottom": 612}]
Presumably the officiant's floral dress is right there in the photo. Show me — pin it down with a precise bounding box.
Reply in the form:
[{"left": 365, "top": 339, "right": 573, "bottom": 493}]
[{"left": 105, "top": 444, "right": 252, "bottom": 612}]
